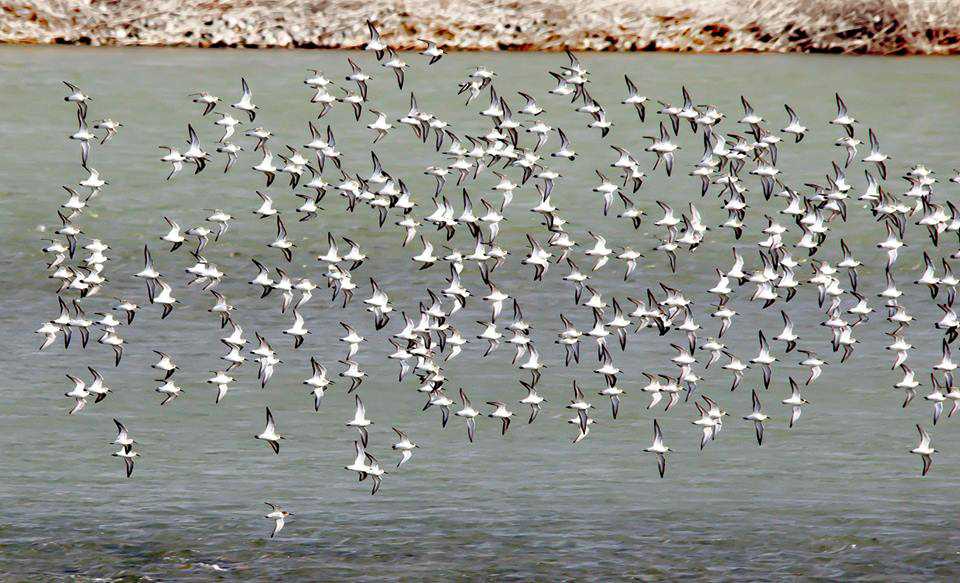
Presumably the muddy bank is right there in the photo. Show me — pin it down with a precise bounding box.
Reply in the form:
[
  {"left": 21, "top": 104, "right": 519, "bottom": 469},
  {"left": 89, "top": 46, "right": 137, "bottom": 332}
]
[{"left": 2, "top": 0, "right": 959, "bottom": 54}]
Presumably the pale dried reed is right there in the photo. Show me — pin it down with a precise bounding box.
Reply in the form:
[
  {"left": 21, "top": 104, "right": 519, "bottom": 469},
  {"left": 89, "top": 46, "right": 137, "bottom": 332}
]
[{"left": 2, "top": 0, "right": 958, "bottom": 54}]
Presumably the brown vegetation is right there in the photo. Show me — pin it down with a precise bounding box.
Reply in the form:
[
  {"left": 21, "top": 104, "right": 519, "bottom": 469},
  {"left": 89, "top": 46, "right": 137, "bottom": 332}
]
[{"left": 2, "top": 0, "right": 959, "bottom": 54}]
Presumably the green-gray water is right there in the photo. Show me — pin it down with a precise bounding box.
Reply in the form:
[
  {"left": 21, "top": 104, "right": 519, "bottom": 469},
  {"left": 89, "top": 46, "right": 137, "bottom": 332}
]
[{"left": 2, "top": 47, "right": 960, "bottom": 579}]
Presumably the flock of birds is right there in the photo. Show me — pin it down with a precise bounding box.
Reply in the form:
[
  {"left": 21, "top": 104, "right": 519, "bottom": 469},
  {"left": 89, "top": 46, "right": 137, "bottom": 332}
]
[{"left": 41, "top": 21, "right": 960, "bottom": 538}]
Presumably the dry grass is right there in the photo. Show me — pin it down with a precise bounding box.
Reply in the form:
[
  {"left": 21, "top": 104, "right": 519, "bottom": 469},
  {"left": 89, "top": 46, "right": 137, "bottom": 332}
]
[{"left": 2, "top": 0, "right": 959, "bottom": 54}]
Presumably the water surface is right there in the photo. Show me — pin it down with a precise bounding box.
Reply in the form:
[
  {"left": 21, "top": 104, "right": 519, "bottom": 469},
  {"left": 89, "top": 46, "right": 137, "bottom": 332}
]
[{"left": 1, "top": 47, "right": 960, "bottom": 580}]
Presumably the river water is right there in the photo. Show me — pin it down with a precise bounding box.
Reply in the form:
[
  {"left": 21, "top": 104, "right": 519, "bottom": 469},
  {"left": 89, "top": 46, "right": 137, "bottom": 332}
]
[{"left": 1, "top": 47, "right": 959, "bottom": 579}]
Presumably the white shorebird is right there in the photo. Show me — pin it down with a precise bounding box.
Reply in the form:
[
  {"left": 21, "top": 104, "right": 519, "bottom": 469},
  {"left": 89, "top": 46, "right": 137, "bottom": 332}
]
[
  {"left": 391, "top": 427, "right": 418, "bottom": 467},
  {"left": 190, "top": 90, "right": 220, "bottom": 115},
  {"left": 252, "top": 148, "right": 278, "bottom": 187},
  {"left": 338, "top": 358, "right": 366, "bottom": 392},
  {"left": 781, "top": 377, "right": 809, "bottom": 428},
  {"left": 644, "top": 122, "right": 679, "bottom": 176},
  {"left": 159, "top": 146, "right": 186, "bottom": 180},
  {"left": 304, "top": 357, "right": 332, "bottom": 411},
  {"left": 264, "top": 503, "right": 291, "bottom": 538},
  {"left": 751, "top": 330, "right": 777, "bottom": 389},
  {"left": 231, "top": 77, "right": 258, "bottom": 121},
  {"left": 911, "top": 424, "right": 936, "bottom": 476},
  {"left": 622, "top": 75, "right": 647, "bottom": 120},
  {"left": 269, "top": 216, "right": 294, "bottom": 262},
  {"left": 255, "top": 407, "right": 283, "bottom": 454},
  {"left": 183, "top": 124, "right": 209, "bottom": 173},
  {"left": 339, "top": 322, "right": 365, "bottom": 359},
  {"left": 155, "top": 378, "right": 183, "bottom": 406},
  {"left": 643, "top": 419, "right": 670, "bottom": 478},
  {"left": 743, "top": 390, "right": 770, "bottom": 446},
  {"left": 207, "top": 370, "right": 235, "bottom": 404},
  {"left": 455, "top": 388, "right": 479, "bottom": 443},
  {"left": 862, "top": 128, "right": 890, "bottom": 179},
  {"left": 345, "top": 441, "right": 372, "bottom": 491},
  {"left": 112, "top": 418, "right": 135, "bottom": 448},
  {"left": 692, "top": 401, "right": 718, "bottom": 450},
  {"left": 925, "top": 374, "right": 946, "bottom": 425},
  {"left": 112, "top": 444, "right": 139, "bottom": 478},
  {"left": 86, "top": 367, "right": 111, "bottom": 403},
  {"left": 151, "top": 350, "right": 177, "bottom": 380},
  {"left": 36, "top": 321, "right": 59, "bottom": 351},
  {"left": 346, "top": 395, "right": 373, "bottom": 446},
  {"left": 69, "top": 109, "right": 95, "bottom": 168},
  {"left": 486, "top": 401, "right": 514, "bottom": 435},
  {"left": 830, "top": 93, "right": 857, "bottom": 137},
  {"left": 366, "top": 109, "right": 393, "bottom": 143},
  {"left": 781, "top": 104, "right": 806, "bottom": 142},
  {"left": 63, "top": 81, "right": 92, "bottom": 114},
  {"left": 214, "top": 112, "right": 240, "bottom": 143},
  {"left": 598, "top": 382, "right": 625, "bottom": 419},
  {"left": 283, "top": 309, "right": 310, "bottom": 348},
  {"left": 364, "top": 20, "right": 387, "bottom": 59},
  {"left": 518, "top": 379, "right": 545, "bottom": 423},
  {"left": 364, "top": 453, "right": 386, "bottom": 495},
  {"left": 381, "top": 48, "right": 409, "bottom": 90},
  {"left": 151, "top": 279, "right": 178, "bottom": 319},
  {"left": 93, "top": 118, "right": 122, "bottom": 144},
  {"left": 418, "top": 39, "right": 444, "bottom": 64},
  {"left": 64, "top": 373, "right": 89, "bottom": 415}
]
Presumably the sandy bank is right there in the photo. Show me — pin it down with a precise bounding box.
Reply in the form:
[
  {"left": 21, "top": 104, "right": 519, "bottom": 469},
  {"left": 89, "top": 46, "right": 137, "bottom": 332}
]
[{"left": 2, "top": 0, "right": 959, "bottom": 54}]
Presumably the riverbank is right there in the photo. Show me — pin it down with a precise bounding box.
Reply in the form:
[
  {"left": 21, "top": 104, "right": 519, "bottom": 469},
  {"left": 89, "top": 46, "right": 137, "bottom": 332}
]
[{"left": 2, "top": 0, "right": 959, "bottom": 54}]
